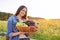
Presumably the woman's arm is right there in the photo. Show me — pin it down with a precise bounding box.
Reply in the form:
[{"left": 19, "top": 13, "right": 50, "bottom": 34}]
[
  {"left": 7, "top": 17, "right": 28, "bottom": 37},
  {"left": 7, "top": 17, "right": 21, "bottom": 37},
  {"left": 12, "top": 32, "right": 27, "bottom": 37}
]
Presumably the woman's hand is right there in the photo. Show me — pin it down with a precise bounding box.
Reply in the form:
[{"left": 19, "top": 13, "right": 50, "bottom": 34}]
[
  {"left": 19, "top": 32, "right": 28, "bottom": 35},
  {"left": 12, "top": 32, "right": 27, "bottom": 37},
  {"left": 12, "top": 32, "right": 21, "bottom": 37},
  {"left": 31, "top": 26, "right": 38, "bottom": 32}
]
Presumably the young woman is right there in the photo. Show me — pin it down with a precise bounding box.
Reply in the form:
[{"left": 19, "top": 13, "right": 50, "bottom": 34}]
[{"left": 6, "top": 5, "right": 38, "bottom": 40}]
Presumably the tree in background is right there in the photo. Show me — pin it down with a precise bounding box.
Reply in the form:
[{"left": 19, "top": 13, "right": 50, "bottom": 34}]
[{"left": 0, "top": 12, "right": 12, "bottom": 20}]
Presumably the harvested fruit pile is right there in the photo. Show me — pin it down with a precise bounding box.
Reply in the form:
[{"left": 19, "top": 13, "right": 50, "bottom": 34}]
[{"left": 16, "top": 20, "right": 37, "bottom": 32}]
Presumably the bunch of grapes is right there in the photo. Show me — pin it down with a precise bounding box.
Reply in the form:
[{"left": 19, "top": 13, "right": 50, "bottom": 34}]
[{"left": 23, "top": 20, "right": 35, "bottom": 26}]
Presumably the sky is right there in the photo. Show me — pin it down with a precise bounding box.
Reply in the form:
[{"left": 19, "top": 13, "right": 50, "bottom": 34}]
[{"left": 0, "top": 0, "right": 60, "bottom": 19}]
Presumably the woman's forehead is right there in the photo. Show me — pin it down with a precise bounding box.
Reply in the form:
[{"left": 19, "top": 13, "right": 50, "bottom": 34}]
[{"left": 22, "top": 8, "right": 27, "bottom": 11}]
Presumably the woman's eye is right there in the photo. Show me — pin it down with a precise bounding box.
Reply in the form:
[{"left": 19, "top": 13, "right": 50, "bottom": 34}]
[
  {"left": 22, "top": 10, "right": 24, "bottom": 11},
  {"left": 22, "top": 10, "right": 26, "bottom": 12}
]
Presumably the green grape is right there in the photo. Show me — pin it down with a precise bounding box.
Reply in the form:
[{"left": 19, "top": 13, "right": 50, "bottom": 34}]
[{"left": 16, "top": 22, "right": 28, "bottom": 27}]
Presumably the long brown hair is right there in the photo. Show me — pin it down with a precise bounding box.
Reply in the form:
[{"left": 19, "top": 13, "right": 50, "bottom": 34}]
[{"left": 15, "top": 5, "right": 27, "bottom": 19}]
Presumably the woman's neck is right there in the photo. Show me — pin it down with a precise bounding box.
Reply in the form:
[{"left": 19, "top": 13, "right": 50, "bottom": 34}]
[{"left": 17, "top": 15, "right": 22, "bottom": 20}]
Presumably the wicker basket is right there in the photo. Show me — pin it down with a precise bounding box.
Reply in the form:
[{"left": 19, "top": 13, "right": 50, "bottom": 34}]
[{"left": 16, "top": 26, "right": 36, "bottom": 32}]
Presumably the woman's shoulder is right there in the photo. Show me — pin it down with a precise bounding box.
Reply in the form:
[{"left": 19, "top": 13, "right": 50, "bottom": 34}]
[{"left": 8, "top": 16, "right": 15, "bottom": 21}]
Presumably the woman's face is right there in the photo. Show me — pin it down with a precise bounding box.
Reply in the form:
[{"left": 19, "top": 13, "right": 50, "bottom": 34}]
[{"left": 19, "top": 8, "right": 27, "bottom": 17}]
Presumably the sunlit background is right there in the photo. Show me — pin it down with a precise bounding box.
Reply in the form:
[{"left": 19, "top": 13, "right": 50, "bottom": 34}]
[{"left": 0, "top": 0, "right": 60, "bottom": 19}]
